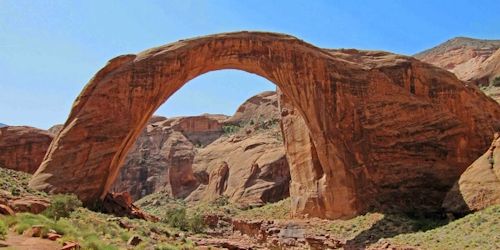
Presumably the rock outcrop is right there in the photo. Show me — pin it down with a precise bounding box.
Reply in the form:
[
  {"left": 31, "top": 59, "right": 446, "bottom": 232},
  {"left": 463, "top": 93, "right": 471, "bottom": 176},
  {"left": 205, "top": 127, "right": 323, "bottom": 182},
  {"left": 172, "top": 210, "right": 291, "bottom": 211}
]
[
  {"left": 280, "top": 48, "right": 500, "bottom": 217},
  {"left": 113, "top": 92, "right": 290, "bottom": 206},
  {"left": 30, "top": 32, "right": 500, "bottom": 219},
  {"left": 415, "top": 37, "right": 500, "bottom": 102},
  {"left": 111, "top": 115, "right": 224, "bottom": 200},
  {"left": 443, "top": 133, "right": 500, "bottom": 214},
  {"left": 186, "top": 126, "right": 290, "bottom": 206},
  {"left": 0, "top": 126, "right": 53, "bottom": 174},
  {"left": 414, "top": 37, "right": 500, "bottom": 82}
]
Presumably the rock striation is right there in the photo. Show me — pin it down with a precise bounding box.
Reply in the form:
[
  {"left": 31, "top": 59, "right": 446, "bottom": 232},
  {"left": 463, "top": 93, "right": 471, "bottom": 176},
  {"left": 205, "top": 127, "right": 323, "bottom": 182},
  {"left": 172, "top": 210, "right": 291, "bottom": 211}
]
[
  {"left": 29, "top": 32, "right": 500, "bottom": 219},
  {"left": 0, "top": 126, "right": 53, "bottom": 174},
  {"left": 111, "top": 115, "right": 223, "bottom": 200}
]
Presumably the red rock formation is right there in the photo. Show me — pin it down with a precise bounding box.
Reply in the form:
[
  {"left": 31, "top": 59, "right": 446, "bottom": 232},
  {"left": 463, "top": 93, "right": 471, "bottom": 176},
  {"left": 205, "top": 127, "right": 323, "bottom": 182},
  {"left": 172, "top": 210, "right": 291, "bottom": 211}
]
[
  {"left": 0, "top": 126, "right": 53, "bottom": 174},
  {"left": 443, "top": 133, "right": 500, "bottom": 214},
  {"left": 111, "top": 115, "right": 219, "bottom": 200},
  {"left": 414, "top": 37, "right": 500, "bottom": 82},
  {"left": 29, "top": 32, "right": 500, "bottom": 219},
  {"left": 100, "top": 192, "right": 158, "bottom": 221},
  {"left": 415, "top": 37, "right": 500, "bottom": 102},
  {"left": 280, "top": 48, "right": 500, "bottom": 217}
]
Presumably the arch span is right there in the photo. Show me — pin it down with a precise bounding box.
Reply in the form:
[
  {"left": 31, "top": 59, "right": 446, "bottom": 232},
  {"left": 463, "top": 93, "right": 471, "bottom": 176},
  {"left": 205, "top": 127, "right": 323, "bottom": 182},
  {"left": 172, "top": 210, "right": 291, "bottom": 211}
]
[{"left": 29, "top": 32, "right": 500, "bottom": 219}]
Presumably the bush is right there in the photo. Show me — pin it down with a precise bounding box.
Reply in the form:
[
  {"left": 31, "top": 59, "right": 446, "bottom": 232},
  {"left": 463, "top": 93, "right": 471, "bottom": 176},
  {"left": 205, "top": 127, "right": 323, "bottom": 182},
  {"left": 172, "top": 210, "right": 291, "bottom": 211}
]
[
  {"left": 492, "top": 76, "right": 500, "bottom": 87},
  {"left": 43, "top": 194, "right": 82, "bottom": 220},
  {"left": 0, "top": 220, "right": 7, "bottom": 240},
  {"left": 162, "top": 207, "right": 205, "bottom": 233},
  {"left": 222, "top": 125, "right": 240, "bottom": 135},
  {"left": 211, "top": 195, "right": 229, "bottom": 207}
]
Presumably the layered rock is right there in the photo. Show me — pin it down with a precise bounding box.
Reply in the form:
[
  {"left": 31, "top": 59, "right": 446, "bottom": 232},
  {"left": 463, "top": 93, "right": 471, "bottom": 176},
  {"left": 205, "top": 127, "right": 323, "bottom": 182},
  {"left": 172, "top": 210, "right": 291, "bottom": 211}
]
[
  {"left": 113, "top": 92, "right": 290, "bottom": 206},
  {"left": 414, "top": 37, "right": 500, "bottom": 82},
  {"left": 111, "top": 115, "right": 224, "bottom": 200},
  {"left": 30, "top": 32, "right": 500, "bottom": 219},
  {"left": 415, "top": 37, "right": 500, "bottom": 102},
  {"left": 443, "top": 133, "right": 500, "bottom": 214},
  {"left": 280, "top": 48, "right": 500, "bottom": 217},
  {"left": 0, "top": 126, "right": 53, "bottom": 174},
  {"left": 186, "top": 127, "right": 290, "bottom": 206}
]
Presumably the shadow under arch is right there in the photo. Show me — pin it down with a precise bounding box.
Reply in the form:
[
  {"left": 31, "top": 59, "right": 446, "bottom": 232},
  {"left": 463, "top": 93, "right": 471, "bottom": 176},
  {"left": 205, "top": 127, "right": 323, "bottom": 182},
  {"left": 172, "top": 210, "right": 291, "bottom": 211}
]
[{"left": 29, "top": 31, "right": 369, "bottom": 219}]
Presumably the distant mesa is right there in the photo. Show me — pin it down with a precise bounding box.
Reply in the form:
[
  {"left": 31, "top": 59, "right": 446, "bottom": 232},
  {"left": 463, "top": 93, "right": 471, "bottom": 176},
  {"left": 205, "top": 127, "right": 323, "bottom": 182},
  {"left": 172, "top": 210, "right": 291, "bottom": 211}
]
[{"left": 0, "top": 123, "right": 7, "bottom": 128}]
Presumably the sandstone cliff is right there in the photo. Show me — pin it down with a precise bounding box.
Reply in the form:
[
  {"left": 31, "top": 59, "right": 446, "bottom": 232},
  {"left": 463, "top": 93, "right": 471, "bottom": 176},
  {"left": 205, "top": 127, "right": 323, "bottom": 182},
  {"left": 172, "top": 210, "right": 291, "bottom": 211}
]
[
  {"left": 0, "top": 126, "right": 53, "bottom": 174},
  {"left": 112, "top": 92, "right": 290, "bottom": 206}
]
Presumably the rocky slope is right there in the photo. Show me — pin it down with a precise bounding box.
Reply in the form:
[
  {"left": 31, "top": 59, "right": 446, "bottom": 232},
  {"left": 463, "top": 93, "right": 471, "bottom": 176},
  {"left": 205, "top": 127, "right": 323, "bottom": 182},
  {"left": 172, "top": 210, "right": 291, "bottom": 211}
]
[
  {"left": 112, "top": 91, "right": 290, "bottom": 206},
  {"left": 415, "top": 37, "right": 500, "bottom": 102},
  {"left": 0, "top": 126, "right": 53, "bottom": 174}
]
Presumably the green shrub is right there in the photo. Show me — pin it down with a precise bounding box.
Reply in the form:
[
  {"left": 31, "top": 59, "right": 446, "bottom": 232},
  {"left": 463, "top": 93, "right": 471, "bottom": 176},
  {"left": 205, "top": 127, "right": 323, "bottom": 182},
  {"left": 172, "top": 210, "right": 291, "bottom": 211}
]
[
  {"left": 187, "top": 212, "right": 205, "bottom": 233},
  {"left": 492, "top": 76, "right": 500, "bottom": 87},
  {"left": 162, "top": 207, "right": 205, "bottom": 233},
  {"left": 0, "top": 220, "right": 7, "bottom": 240},
  {"left": 211, "top": 195, "right": 229, "bottom": 207},
  {"left": 163, "top": 207, "right": 188, "bottom": 230},
  {"left": 222, "top": 124, "right": 240, "bottom": 135},
  {"left": 43, "top": 194, "right": 82, "bottom": 220}
]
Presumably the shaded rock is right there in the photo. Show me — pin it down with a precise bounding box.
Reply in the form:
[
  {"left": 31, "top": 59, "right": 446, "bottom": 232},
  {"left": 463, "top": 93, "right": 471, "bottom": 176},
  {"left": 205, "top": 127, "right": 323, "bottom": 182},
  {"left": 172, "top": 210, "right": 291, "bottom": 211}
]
[
  {"left": 443, "top": 133, "right": 500, "bottom": 214},
  {"left": 0, "top": 126, "right": 53, "bottom": 174},
  {"left": 101, "top": 192, "right": 158, "bottom": 222},
  {"left": 0, "top": 204, "right": 15, "bottom": 216},
  {"left": 112, "top": 115, "right": 225, "bottom": 200},
  {"left": 127, "top": 235, "right": 142, "bottom": 246}
]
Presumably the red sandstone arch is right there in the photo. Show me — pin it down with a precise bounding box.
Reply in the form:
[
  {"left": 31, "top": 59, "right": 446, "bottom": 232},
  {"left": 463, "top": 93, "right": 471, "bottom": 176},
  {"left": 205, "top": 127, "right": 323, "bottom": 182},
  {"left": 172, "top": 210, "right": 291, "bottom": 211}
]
[{"left": 29, "top": 32, "right": 500, "bottom": 219}]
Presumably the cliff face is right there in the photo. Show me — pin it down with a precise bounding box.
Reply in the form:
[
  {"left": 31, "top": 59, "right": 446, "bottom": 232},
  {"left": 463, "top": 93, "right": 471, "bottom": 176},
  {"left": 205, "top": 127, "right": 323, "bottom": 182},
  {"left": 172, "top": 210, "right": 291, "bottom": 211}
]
[
  {"left": 280, "top": 48, "right": 500, "bottom": 216},
  {"left": 112, "top": 92, "right": 290, "bottom": 205},
  {"left": 0, "top": 126, "right": 53, "bottom": 174}
]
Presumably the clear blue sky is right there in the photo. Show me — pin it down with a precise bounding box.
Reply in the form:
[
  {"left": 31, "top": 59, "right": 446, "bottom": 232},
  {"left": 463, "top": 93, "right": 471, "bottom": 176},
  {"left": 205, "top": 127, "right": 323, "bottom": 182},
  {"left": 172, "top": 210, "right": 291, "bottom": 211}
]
[{"left": 1, "top": 0, "right": 499, "bottom": 129}]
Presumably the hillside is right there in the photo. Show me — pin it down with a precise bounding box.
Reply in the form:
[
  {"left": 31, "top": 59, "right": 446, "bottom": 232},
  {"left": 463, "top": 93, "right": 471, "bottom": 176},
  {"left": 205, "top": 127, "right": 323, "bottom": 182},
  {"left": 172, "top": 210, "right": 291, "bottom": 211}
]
[{"left": 415, "top": 37, "right": 500, "bottom": 102}]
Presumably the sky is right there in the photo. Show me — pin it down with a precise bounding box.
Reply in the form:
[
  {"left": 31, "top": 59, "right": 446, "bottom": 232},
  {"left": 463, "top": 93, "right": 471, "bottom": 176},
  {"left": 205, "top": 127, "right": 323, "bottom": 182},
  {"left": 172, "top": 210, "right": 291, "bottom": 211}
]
[{"left": 1, "top": 0, "right": 499, "bottom": 129}]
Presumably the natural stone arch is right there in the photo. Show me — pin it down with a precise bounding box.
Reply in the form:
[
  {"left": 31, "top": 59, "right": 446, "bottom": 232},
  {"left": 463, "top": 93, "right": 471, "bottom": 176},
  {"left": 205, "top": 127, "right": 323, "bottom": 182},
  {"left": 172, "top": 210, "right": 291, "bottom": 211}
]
[{"left": 29, "top": 31, "right": 500, "bottom": 219}]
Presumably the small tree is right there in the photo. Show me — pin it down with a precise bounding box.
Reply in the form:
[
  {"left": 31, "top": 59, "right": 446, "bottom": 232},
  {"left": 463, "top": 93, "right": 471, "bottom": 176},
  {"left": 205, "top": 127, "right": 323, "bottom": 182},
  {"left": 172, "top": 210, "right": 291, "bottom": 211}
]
[{"left": 43, "top": 194, "right": 82, "bottom": 220}]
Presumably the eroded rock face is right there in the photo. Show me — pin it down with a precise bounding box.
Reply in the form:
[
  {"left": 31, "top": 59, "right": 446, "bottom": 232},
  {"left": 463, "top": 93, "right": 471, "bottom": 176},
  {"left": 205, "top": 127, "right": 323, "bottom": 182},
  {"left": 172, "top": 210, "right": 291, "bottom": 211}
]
[
  {"left": 0, "top": 126, "right": 53, "bottom": 174},
  {"left": 113, "top": 92, "right": 290, "bottom": 206},
  {"left": 280, "top": 48, "right": 500, "bottom": 217},
  {"left": 443, "top": 133, "right": 500, "bottom": 214},
  {"left": 186, "top": 128, "right": 290, "bottom": 206},
  {"left": 111, "top": 115, "right": 222, "bottom": 200},
  {"left": 30, "top": 32, "right": 500, "bottom": 219}
]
